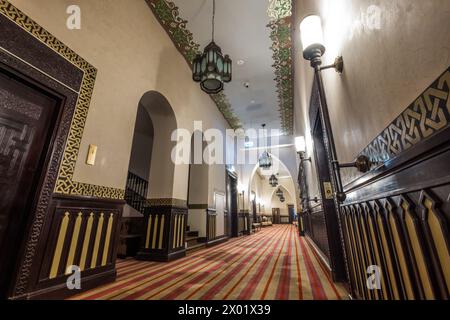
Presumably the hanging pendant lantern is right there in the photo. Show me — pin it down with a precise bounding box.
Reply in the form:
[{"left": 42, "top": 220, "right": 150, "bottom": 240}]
[
  {"left": 259, "top": 151, "right": 273, "bottom": 170},
  {"left": 280, "top": 196, "right": 286, "bottom": 203},
  {"left": 258, "top": 124, "right": 272, "bottom": 169},
  {"left": 269, "top": 174, "right": 278, "bottom": 187},
  {"left": 276, "top": 188, "right": 283, "bottom": 197},
  {"left": 193, "top": 0, "right": 232, "bottom": 94}
]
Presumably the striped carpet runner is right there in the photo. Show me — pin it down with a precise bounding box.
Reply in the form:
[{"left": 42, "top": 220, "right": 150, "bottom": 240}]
[{"left": 70, "top": 225, "right": 348, "bottom": 300}]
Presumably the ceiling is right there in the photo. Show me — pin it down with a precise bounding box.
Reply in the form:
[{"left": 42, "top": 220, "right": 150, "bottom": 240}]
[
  {"left": 254, "top": 152, "right": 293, "bottom": 180},
  {"left": 147, "top": 0, "right": 294, "bottom": 135}
]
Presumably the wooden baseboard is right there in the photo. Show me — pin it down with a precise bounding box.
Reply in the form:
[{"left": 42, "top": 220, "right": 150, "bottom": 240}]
[
  {"left": 13, "top": 268, "right": 117, "bottom": 300},
  {"left": 206, "top": 236, "right": 228, "bottom": 247},
  {"left": 305, "top": 236, "right": 332, "bottom": 278},
  {"left": 136, "top": 248, "right": 186, "bottom": 262}
]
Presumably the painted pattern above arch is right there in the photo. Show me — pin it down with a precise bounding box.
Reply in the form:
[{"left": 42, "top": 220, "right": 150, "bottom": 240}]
[{"left": 146, "top": 0, "right": 294, "bottom": 134}]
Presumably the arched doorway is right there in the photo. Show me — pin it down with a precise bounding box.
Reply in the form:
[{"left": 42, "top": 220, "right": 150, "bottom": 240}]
[
  {"left": 121, "top": 91, "right": 185, "bottom": 262},
  {"left": 247, "top": 153, "right": 298, "bottom": 229},
  {"left": 119, "top": 103, "right": 155, "bottom": 258},
  {"left": 270, "top": 185, "right": 294, "bottom": 224},
  {"left": 186, "top": 131, "right": 209, "bottom": 250}
]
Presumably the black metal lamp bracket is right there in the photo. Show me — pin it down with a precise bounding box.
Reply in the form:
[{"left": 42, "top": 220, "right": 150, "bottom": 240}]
[
  {"left": 320, "top": 56, "right": 344, "bottom": 73},
  {"left": 338, "top": 155, "right": 373, "bottom": 173}
]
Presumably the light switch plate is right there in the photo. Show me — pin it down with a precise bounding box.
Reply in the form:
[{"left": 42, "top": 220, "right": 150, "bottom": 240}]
[
  {"left": 86, "top": 144, "right": 97, "bottom": 166},
  {"left": 323, "top": 182, "right": 334, "bottom": 200}
]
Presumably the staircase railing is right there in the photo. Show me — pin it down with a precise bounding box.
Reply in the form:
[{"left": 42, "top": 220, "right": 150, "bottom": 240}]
[{"left": 125, "top": 171, "right": 148, "bottom": 213}]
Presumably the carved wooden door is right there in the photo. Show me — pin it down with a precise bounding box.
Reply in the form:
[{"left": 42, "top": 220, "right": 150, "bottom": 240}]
[
  {"left": 272, "top": 208, "right": 280, "bottom": 224},
  {"left": 0, "top": 67, "right": 58, "bottom": 295}
]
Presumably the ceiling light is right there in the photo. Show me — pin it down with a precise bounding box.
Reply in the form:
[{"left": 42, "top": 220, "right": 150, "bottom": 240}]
[
  {"left": 269, "top": 174, "right": 278, "bottom": 187},
  {"left": 237, "top": 59, "right": 245, "bottom": 66},
  {"left": 295, "top": 136, "right": 306, "bottom": 153},
  {"left": 299, "top": 15, "right": 325, "bottom": 60},
  {"left": 258, "top": 124, "right": 272, "bottom": 170},
  {"left": 192, "top": 0, "right": 232, "bottom": 94},
  {"left": 276, "top": 188, "right": 283, "bottom": 197}
]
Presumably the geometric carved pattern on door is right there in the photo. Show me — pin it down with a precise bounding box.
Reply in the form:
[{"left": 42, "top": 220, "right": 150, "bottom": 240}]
[
  {"left": 0, "top": 117, "right": 32, "bottom": 182},
  {"left": 0, "top": 0, "right": 124, "bottom": 199}
]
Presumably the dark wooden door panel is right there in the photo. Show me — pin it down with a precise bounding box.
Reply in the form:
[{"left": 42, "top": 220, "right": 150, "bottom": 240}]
[
  {"left": 309, "top": 79, "right": 347, "bottom": 282},
  {"left": 272, "top": 208, "right": 280, "bottom": 224},
  {"left": 226, "top": 171, "right": 238, "bottom": 237},
  {"left": 0, "top": 67, "right": 58, "bottom": 295}
]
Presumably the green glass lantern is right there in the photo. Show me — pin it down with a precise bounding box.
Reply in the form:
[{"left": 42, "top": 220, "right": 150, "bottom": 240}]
[
  {"left": 276, "top": 188, "right": 283, "bottom": 197},
  {"left": 269, "top": 174, "right": 278, "bottom": 187},
  {"left": 192, "top": 0, "right": 232, "bottom": 94}
]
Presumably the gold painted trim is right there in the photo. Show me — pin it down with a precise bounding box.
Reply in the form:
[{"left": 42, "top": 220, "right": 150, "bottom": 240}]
[
  {"left": 0, "top": 0, "right": 124, "bottom": 199},
  {"left": 387, "top": 204, "right": 415, "bottom": 299},
  {"left": 101, "top": 213, "right": 114, "bottom": 266},
  {"left": 376, "top": 207, "right": 401, "bottom": 300},
  {"left": 49, "top": 212, "right": 70, "bottom": 279},
  {"left": 351, "top": 208, "right": 370, "bottom": 299},
  {"left": 152, "top": 215, "right": 159, "bottom": 249},
  {"left": 359, "top": 209, "right": 379, "bottom": 300},
  {"left": 402, "top": 203, "right": 434, "bottom": 299},
  {"left": 424, "top": 198, "right": 450, "bottom": 293},
  {"left": 145, "top": 215, "right": 152, "bottom": 249},
  {"left": 80, "top": 213, "right": 94, "bottom": 271},
  {"left": 147, "top": 198, "right": 187, "bottom": 208},
  {"left": 90, "top": 213, "right": 104, "bottom": 269},
  {"left": 158, "top": 215, "right": 165, "bottom": 249},
  {"left": 65, "top": 212, "right": 82, "bottom": 273},
  {"left": 178, "top": 215, "right": 184, "bottom": 248},
  {"left": 346, "top": 210, "right": 366, "bottom": 299},
  {"left": 343, "top": 211, "right": 362, "bottom": 297},
  {"left": 366, "top": 208, "right": 389, "bottom": 300}
]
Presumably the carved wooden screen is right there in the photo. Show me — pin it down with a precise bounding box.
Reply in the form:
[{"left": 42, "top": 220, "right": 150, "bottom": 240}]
[{"left": 341, "top": 68, "right": 450, "bottom": 300}]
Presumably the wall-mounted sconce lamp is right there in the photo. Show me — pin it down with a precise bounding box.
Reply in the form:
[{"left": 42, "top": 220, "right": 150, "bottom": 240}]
[
  {"left": 295, "top": 136, "right": 311, "bottom": 163},
  {"left": 300, "top": 15, "right": 373, "bottom": 203},
  {"left": 238, "top": 183, "right": 246, "bottom": 212}
]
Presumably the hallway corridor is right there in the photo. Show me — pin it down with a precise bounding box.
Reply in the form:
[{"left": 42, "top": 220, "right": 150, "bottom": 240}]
[{"left": 71, "top": 225, "right": 347, "bottom": 300}]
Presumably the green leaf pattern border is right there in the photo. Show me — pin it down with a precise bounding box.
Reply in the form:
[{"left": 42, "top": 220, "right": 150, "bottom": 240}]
[
  {"left": 147, "top": 0, "right": 294, "bottom": 134},
  {"left": 146, "top": 0, "right": 241, "bottom": 129},
  {"left": 268, "top": 0, "right": 294, "bottom": 135}
]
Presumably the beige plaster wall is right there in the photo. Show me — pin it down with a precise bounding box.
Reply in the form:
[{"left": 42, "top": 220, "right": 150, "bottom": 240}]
[
  {"left": 10, "top": 0, "right": 231, "bottom": 200},
  {"left": 270, "top": 186, "right": 293, "bottom": 217},
  {"left": 249, "top": 171, "right": 296, "bottom": 215},
  {"left": 294, "top": 0, "right": 450, "bottom": 186}
]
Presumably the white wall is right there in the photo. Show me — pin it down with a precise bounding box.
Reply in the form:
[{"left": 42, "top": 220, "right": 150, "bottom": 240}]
[
  {"left": 188, "top": 209, "right": 206, "bottom": 238},
  {"left": 294, "top": 0, "right": 450, "bottom": 189},
  {"left": 10, "top": 0, "right": 231, "bottom": 202}
]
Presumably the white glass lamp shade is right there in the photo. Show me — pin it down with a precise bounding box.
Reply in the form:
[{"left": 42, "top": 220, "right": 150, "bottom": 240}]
[
  {"left": 295, "top": 136, "right": 307, "bottom": 153},
  {"left": 300, "top": 15, "right": 325, "bottom": 59}
]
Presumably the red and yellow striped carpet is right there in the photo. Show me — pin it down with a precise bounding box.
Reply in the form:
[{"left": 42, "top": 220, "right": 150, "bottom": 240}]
[{"left": 71, "top": 225, "right": 348, "bottom": 300}]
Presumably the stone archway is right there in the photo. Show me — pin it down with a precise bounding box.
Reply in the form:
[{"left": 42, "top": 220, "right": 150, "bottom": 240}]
[{"left": 132, "top": 91, "right": 187, "bottom": 262}]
